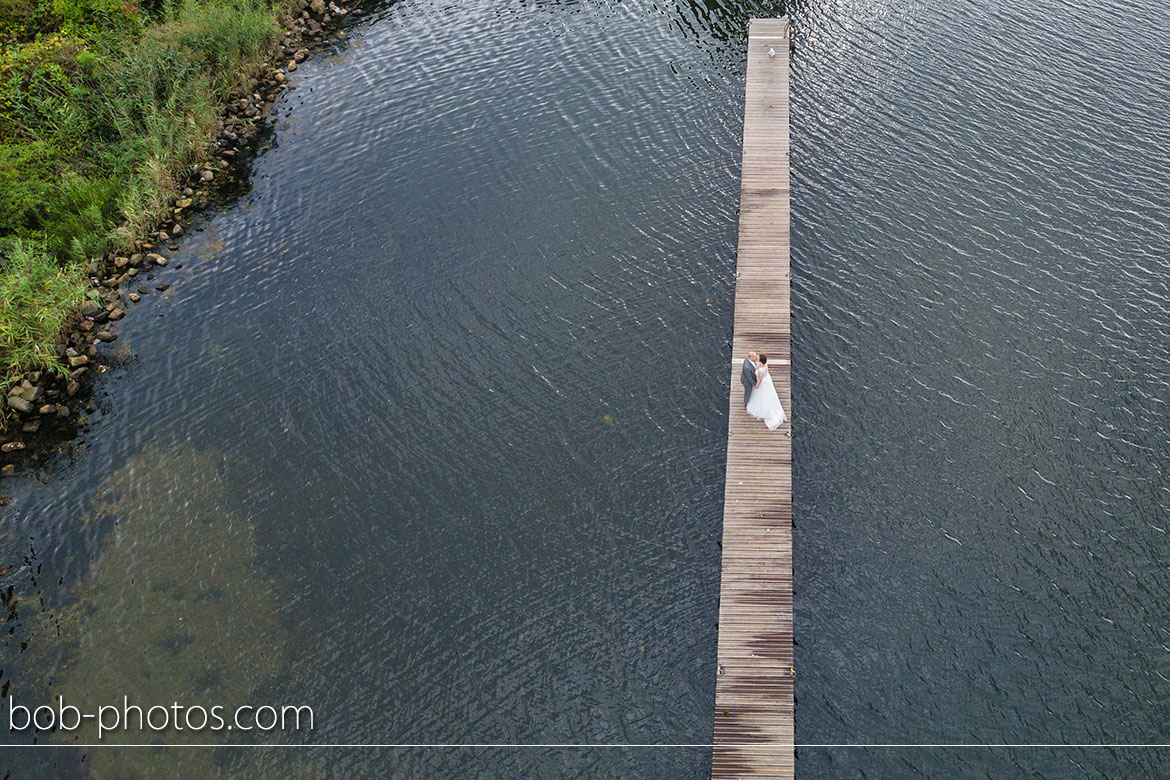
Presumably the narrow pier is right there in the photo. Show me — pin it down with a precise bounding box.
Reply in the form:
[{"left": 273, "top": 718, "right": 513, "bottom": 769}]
[{"left": 711, "top": 18, "right": 793, "bottom": 780}]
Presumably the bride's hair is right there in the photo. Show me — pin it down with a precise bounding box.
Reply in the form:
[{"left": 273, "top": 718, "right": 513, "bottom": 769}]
[{"left": 759, "top": 354, "right": 768, "bottom": 364}]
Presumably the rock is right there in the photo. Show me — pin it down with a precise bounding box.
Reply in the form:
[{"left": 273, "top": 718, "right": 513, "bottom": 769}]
[
  {"left": 148, "top": 253, "right": 167, "bottom": 266},
  {"left": 1, "top": 442, "right": 25, "bottom": 453},
  {"left": 308, "top": 19, "right": 321, "bottom": 31},
  {"left": 183, "top": 186, "right": 195, "bottom": 197},
  {"left": 172, "top": 224, "right": 184, "bottom": 237},
  {"left": 108, "top": 308, "right": 125, "bottom": 320},
  {"left": 129, "top": 293, "right": 141, "bottom": 303},
  {"left": 287, "top": 60, "right": 298, "bottom": 72},
  {"left": 68, "top": 355, "right": 89, "bottom": 368},
  {"left": 130, "top": 253, "right": 144, "bottom": 267},
  {"left": 81, "top": 300, "right": 103, "bottom": 317},
  {"left": 67, "top": 381, "right": 80, "bottom": 397},
  {"left": 79, "top": 319, "right": 95, "bottom": 332},
  {"left": 18, "top": 386, "right": 41, "bottom": 403},
  {"left": 38, "top": 404, "right": 55, "bottom": 415},
  {"left": 96, "top": 331, "right": 117, "bottom": 342},
  {"left": 309, "top": 0, "right": 324, "bottom": 13},
  {"left": 294, "top": 48, "right": 309, "bottom": 62},
  {"left": 159, "top": 231, "right": 170, "bottom": 241},
  {"left": 57, "top": 406, "right": 69, "bottom": 418},
  {"left": 274, "top": 70, "right": 287, "bottom": 83},
  {"left": 114, "top": 256, "right": 130, "bottom": 269},
  {"left": 1, "top": 465, "right": 14, "bottom": 478},
  {"left": 200, "top": 170, "right": 214, "bottom": 182},
  {"left": 7, "top": 397, "right": 33, "bottom": 414},
  {"left": 155, "top": 284, "right": 170, "bottom": 292},
  {"left": 175, "top": 198, "right": 193, "bottom": 209}
]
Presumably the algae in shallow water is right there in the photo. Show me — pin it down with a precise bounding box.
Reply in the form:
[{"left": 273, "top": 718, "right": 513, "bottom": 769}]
[{"left": 49, "top": 445, "right": 290, "bottom": 777}]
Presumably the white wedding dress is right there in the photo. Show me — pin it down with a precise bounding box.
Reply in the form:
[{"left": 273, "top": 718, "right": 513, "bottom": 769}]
[{"left": 746, "top": 365, "right": 786, "bottom": 431}]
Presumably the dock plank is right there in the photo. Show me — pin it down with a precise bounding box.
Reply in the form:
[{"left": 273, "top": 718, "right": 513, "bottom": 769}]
[{"left": 711, "top": 17, "right": 793, "bottom": 780}]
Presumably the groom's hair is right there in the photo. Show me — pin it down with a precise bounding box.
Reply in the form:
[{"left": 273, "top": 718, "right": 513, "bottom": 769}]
[{"left": 759, "top": 354, "right": 768, "bottom": 364}]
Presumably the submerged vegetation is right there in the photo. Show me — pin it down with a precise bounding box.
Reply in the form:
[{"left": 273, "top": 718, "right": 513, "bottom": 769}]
[
  {"left": 0, "top": 0, "right": 287, "bottom": 380},
  {"left": 46, "top": 445, "right": 292, "bottom": 776}
]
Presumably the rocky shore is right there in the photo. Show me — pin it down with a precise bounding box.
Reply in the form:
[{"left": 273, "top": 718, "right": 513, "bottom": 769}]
[{"left": 0, "top": 0, "right": 366, "bottom": 482}]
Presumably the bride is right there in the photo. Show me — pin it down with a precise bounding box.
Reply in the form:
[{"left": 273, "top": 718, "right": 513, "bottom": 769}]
[{"left": 746, "top": 354, "right": 786, "bottom": 430}]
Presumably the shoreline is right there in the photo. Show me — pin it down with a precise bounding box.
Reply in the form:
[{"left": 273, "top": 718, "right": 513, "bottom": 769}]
[{"left": 0, "top": 0, "right": 366, "bottom": 477}]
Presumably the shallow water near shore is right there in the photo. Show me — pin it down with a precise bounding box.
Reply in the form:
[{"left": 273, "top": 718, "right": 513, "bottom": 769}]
[{"left": 3, "top": 0, "right": 1170, "bottom": 777}]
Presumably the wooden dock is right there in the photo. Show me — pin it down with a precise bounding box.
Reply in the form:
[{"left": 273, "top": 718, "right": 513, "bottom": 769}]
[{"left": 711, "top": 18, "right": 793, "bottom": 780}]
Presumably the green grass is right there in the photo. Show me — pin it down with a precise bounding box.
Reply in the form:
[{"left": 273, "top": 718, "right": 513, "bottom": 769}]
[
  {"left": 0, "top": 238, "right": 87, "bottom": 376},
  {"left": 0, "top": 0, "right": 287, "bottom": 388}
]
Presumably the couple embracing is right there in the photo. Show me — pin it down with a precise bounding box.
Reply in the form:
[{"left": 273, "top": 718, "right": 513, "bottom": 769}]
[{"left": 740, "top": 351, "right": 786, "bottom": 431}]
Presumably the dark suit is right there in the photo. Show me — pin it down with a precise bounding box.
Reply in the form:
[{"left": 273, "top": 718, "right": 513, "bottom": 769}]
[{"left": 740, "top": 358, "right": 757, "bottom": 407}]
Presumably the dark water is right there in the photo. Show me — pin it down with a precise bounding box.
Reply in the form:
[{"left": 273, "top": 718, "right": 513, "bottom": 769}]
[{"left": 3, "top": 0, "right": 1170, "bottom": 776}]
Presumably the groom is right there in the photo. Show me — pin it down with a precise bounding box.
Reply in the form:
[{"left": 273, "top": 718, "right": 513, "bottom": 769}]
[{"left": 740, "top": 351, "right": 760, "bottom": 407}]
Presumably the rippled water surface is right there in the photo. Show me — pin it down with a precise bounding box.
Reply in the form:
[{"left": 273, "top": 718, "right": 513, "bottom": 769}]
[{"left": 4, "top": 0, "right": 1170, "bottom": 776}]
